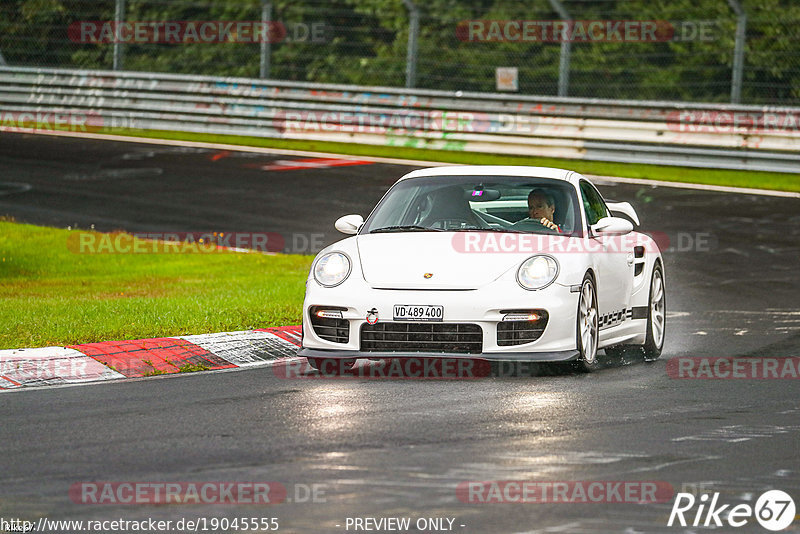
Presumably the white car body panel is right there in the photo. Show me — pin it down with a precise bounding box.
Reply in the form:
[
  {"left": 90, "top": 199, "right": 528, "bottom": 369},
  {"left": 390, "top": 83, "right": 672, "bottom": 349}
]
[
  {"left": 299, "top": 166, "right": 663, "bottom": 362},
  {"left": 356, "top": 234, "right": 516, "bottom": 290}
]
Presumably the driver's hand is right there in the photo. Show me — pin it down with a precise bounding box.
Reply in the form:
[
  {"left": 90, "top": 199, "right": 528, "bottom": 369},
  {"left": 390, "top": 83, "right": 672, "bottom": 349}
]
[{"left": 539, "top": 217, "right": 559, "bottom": 231}]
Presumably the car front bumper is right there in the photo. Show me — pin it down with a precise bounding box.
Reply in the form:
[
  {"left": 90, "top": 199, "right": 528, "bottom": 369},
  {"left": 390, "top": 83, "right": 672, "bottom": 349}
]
[
  {"left": 301, "top": 278, "right": 580, "bottom": 361},
  {"left": 297, "top": 347, "right": 579, "bottom": 362}
]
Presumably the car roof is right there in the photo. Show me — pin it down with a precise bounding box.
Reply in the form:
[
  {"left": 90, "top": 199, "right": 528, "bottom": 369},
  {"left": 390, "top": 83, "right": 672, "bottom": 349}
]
[{"left": 398, "top": 165, "right": 581, "bottom": 185}]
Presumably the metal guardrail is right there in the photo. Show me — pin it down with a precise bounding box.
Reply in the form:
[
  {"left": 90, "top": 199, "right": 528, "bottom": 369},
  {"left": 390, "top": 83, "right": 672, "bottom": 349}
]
[{"left": 1, "top": 66, "right": 799, "bottom": 173}]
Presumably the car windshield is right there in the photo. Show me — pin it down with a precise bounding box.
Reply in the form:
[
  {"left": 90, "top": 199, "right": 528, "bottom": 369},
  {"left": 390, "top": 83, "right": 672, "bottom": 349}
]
[{"left": 361, "top": 175, "right": 582, "bottom": 237}]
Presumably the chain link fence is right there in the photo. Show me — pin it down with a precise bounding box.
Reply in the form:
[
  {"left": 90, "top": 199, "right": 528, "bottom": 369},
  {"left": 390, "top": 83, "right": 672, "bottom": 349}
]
[{"left": 1, "top": 0, "right": 799, "bottom": 106}]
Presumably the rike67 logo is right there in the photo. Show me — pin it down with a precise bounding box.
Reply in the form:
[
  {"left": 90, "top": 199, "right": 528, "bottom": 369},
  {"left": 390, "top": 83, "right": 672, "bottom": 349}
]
[{"left": 668, "top": 490, "right": 795, "bottom": 531}]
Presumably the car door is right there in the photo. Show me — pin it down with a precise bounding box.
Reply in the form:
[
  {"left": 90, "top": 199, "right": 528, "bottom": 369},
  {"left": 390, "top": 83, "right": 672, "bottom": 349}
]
[{"left": 579, "top": 180, "right": 633, "bottom": 325}]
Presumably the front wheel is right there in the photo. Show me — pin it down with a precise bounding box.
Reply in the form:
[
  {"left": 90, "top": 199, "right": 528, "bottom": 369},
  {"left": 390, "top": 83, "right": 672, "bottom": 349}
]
[
  {"left": 642, "top": 264, "right": 666, "bottom": 361},
  {"left": 605, "top": 263, "right": 666, "bottom": 362},
  {"left": 574, "top": 274, "right": 600, "bottom": 372}
]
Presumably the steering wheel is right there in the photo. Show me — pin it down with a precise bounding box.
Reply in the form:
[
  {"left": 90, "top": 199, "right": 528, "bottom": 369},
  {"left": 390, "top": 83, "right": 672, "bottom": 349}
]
[
  {"left": 511, "top": 217, "right": 561, "bottom": 233},
  {"left": 428, "top": 218, "right": 476, "bottom": 230}
]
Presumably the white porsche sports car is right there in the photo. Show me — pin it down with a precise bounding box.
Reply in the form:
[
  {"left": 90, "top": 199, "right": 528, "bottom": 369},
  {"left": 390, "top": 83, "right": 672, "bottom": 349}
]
[{"left": 299, "top": 166, "right": 665, "bottom": 372}]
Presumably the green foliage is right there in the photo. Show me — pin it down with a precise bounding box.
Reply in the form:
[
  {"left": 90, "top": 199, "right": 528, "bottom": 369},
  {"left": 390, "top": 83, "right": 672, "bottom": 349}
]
[
  {"left": 177, "top": 362, "right": 211, "bottom": 373},
  {"left": 142, "top": 359, "right": 167, "bottom": 376},
  {"left": 1, "top": 0, "right": 799, "bottom": 103}
]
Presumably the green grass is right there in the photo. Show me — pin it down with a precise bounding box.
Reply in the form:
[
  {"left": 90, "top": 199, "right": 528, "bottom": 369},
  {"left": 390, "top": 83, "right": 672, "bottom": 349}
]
[
  {"left": 142, "top": 359, "right": 167, "bottom": 377},
  {"left": 0, "top": 220, "right": 312, "bottom": 349},
  {"left": 99, "top": 127, "right": 800, "bottom": 193},
  {"left": 177, "top": 362, "right": 211, "bottom": 373}
]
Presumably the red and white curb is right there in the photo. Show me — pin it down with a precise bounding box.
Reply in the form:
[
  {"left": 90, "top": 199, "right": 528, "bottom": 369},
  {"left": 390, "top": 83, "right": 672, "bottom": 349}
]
[{"left": 0, "top": 326, "right": 301, "bottom": 391}]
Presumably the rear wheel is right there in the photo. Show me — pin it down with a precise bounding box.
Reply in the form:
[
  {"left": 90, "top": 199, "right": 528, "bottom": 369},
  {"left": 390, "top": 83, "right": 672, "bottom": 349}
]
[
  {"left": 306, "top": 357, "right": 356, "bottom": 374},
  {"left": 574, "top": 274, "right": 600, "bottom": 372}
]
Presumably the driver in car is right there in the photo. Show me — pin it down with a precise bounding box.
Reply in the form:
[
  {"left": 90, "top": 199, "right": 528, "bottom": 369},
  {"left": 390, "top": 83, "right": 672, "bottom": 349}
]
[{"left": 512, "top": 189, "right": 561, "bottom": 232}]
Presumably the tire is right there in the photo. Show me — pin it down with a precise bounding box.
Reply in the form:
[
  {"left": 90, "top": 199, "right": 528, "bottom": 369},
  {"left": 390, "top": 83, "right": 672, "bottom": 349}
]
[
  {"left": 604, "top": 263, "right": 666, "bottom": 362},
  {"left": 642, "top": 264, "right": 666, "bottom": 361},
  {"left": 306, "top": 357, "right": 356, "bottom": 374},
  {"left": 574, "top": 273, "right": 600, "bottom": 372}
]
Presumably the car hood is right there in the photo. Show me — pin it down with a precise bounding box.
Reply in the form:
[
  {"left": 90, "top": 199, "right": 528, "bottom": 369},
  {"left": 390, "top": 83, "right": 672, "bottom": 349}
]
[{"left": 356, "top": 232, "right": 549, "bottom": 290}]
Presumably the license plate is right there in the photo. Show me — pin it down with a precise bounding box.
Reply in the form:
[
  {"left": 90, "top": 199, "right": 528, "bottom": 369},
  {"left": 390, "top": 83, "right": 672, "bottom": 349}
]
[{"left": 393, "top": 304, "right": 444, "bottom": 322}]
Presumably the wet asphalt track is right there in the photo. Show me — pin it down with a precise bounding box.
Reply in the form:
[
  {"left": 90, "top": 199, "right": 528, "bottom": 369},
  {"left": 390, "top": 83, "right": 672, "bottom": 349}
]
[{"left": 1, "top": 132, "right": 799, "bottom": 533}]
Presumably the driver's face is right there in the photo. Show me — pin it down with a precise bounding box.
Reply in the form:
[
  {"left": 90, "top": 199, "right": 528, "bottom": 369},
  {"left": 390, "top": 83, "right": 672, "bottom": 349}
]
[{"left": 528, "top": 194, "right": 555, "bottom": 221}]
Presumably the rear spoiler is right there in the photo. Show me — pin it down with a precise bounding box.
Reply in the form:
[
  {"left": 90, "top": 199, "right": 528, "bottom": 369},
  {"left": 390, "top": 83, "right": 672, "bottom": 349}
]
[{"left": 606, "top": 201, "right": 640, "bottom": 226}]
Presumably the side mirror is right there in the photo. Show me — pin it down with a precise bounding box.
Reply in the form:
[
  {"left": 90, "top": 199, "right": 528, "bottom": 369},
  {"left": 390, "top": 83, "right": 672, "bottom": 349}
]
[
  {"left": 591, "top": 216, "right": 634, "bottom": 237},
  {"left": 606, "top": 201, "right": 640, "bottom": 226},
  {"left": 334, "top": 214, "right": 364, "bottom": 235}
]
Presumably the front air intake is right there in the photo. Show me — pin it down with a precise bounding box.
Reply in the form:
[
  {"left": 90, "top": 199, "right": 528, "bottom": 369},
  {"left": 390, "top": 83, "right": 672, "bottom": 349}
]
[
  {"left": 309, "top": 306, "right": 349, "bottom": 344},
  {"left": 497, "top": 309, "right": 549, "bottom": 346},
  {"left": 360, "top": 322, "right": 483, "bottom": 354}
]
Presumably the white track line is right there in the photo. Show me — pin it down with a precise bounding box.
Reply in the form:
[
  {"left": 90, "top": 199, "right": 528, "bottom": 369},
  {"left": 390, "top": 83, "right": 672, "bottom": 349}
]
[
  {"left": 0, "top": 356, "right": 303, "bottom": 394},
  {"left": 8, "top": 128, "right": 800, "bottom": 198},
  {"left": 12, "top": 129, "right": 452, "bottom": 167},
  {"left": 586, "top": 174, "right": 800, "bottom": 199},
  {"left": 0, "top": 329, "right": 303, "bottom": 392},
  {"left": 0, "top": 346, "right": 124, "bottom": 388},
  {"left": 178, "top": 330, "right": 299, "bottom": 366}
]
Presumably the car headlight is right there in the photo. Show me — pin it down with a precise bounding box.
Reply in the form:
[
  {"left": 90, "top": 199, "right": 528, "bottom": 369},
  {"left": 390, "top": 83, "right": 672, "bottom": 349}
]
[
  {"left": 313, "top": 252, "right": 351, "bottom": 287},
  {"left": 517, "top": 255, "right": 559, "bottom": 290}
]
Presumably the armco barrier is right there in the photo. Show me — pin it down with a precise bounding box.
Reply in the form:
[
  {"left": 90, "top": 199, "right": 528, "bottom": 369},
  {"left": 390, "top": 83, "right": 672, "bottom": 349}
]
[{"left": 1, "top": 66, "right": 799, "bottom": 173}]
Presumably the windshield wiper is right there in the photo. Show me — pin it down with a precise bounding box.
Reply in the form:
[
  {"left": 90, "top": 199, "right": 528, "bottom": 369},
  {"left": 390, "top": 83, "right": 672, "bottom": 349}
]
[
  {"left": 369, "top": 225, "right": 443, "bottom": 233},
  {"left": 451, "top": 227, "right": 526, "bottom": 233}
]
